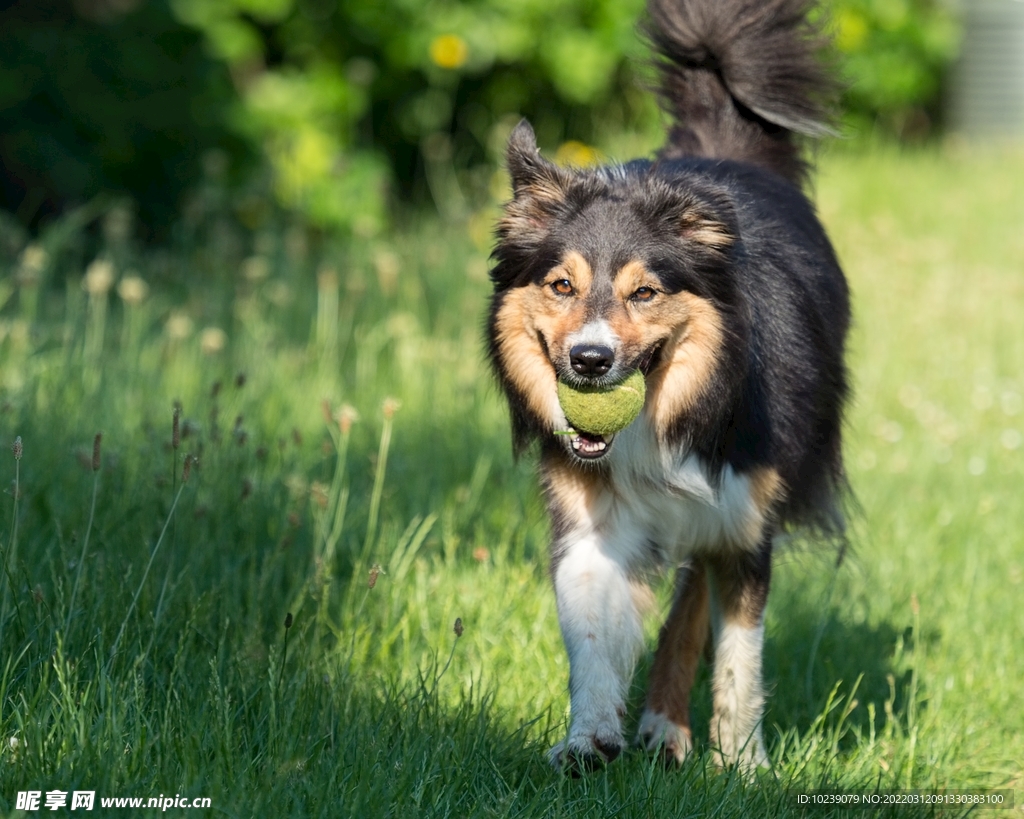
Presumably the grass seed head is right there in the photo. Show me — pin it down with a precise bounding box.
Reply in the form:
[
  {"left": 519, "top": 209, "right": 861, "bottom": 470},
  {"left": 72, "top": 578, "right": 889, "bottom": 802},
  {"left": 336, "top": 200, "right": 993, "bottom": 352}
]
[
  {"left": 338, "top": 405, "right": 359, "bottom": 435},
  {"left": 200, "top": 327, "right": 227, "bottom": 355},
  {"left": 317, "top": 266, "right": 338, "bottom": 291},
  {"left": 18, "top": 244, "right": 48, "bottom": 285},
  {"left": 368, "top": 564, "right": 381, "bottom": 589},
  {"left": 453, "top": 617, "right": 464, "bottom": 638},
  {"left": 117, "top": 274, "right": 148, "bottom": 306},
  {"left": 209, "top": 406, "right": 220, "bottom": 442},
  {"left": 242, "top": 255, "right": 269, "bottom": 282},
  {"left": 92, "top": 433, "right": 102, "bottom": 471},
  {"left": 84, "top": 259, "right": 115, "bottom": 296},
  {"left": 310, "top": 482, "right": 328, "bottom": 509},
  {"left": 12, "top": 436, "right": 22, "bottom": 461},
  {"left": 284, "top": 612, "right": 293, "bottom": 629},
  {"left": 172, "top": 405, "right": 181, "bottom": 450},
  {"left": 165, "top": 311, "right": 193, "bottom": 340}
]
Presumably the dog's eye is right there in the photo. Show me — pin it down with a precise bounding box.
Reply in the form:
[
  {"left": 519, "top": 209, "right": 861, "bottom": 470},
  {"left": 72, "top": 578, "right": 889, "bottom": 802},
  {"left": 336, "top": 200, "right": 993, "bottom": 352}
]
[
  {"left": 551, "top": 279, "right": 574, "bottom": 296},
  {"left": 632, "top": 286, "right": 656, "bottom": 302}
]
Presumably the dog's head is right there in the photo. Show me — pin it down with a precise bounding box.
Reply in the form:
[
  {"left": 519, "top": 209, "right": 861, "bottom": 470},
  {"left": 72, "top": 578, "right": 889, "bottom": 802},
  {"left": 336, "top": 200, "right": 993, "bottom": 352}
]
[{"left": 488, "top": 121, "right": 747, "bottom": 464}]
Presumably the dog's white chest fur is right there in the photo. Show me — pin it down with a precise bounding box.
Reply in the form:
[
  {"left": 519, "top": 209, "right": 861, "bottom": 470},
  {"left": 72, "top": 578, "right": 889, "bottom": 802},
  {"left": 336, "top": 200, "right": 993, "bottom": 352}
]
[{"left": 600, "top": 418, "right": 769, "bottom": 565}]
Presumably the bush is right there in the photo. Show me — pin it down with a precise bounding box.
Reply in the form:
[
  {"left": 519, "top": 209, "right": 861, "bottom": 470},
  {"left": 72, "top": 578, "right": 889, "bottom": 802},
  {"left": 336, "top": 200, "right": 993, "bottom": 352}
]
[
  {"left": 0, "top": 0, "right": 245, "bottom": 237},
  {"left": 0, "top": 0, "right": 960, "bottom": 238},
  {"left": 830, "top": 0, "right": 960, "bottom": 140},
  {"left": 168, "top": 0, "right": 656, "bottom": 234}
]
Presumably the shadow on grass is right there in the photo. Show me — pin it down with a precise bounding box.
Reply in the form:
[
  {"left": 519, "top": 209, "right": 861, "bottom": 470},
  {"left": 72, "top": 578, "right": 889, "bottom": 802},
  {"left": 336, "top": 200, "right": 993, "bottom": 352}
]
[
  {"left": 260, "top": 655, "right": 945, "bottom": 819},
  {"left": 765, "top": 586, "right": 911, "bottom": 743},
  {"left": 623, "top": 567, "right": 918, "bottom": 764},
  {"left": 375, "top": 416, "right": 927, "bottom": 767}
]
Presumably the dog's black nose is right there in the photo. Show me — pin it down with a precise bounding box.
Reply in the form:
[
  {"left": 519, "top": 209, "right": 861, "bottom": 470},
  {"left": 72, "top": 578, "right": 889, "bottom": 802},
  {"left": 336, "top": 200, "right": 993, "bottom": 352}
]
[{"left": 570, "top": 345, "right": 615, "bottom": 377}]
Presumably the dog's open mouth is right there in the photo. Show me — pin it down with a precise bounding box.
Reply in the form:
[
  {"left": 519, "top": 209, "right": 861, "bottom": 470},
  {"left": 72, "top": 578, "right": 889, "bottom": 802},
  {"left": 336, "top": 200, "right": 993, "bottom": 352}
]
[{"left": 568, "top": 430, "right": 613, "bottom": 460}]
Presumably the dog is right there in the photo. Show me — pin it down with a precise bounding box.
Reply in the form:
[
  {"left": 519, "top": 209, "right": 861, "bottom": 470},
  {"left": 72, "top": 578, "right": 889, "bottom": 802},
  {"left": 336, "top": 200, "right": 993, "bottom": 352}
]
[{"left": 487, "top": 0, "right": 849, "bottom": 772}]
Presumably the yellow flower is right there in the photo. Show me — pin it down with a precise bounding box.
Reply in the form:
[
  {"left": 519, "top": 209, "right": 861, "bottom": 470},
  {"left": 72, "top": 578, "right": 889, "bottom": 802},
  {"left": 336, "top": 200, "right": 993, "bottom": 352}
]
[
  {"left": 555, "top": 141, "right": 602, "bottom": 168},
  {"left": 430, "top": 34, "right": 468, "bottom": 70},
  {"left": 273, "top": 127, "right": 335, "bottom": 207},
  {"left": 835, "top": 10, "right": 869, "bottom": 53}
]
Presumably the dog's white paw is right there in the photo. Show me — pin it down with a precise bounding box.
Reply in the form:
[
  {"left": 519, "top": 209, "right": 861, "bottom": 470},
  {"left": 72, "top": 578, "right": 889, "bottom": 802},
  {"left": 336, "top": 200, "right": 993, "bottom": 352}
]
[
  {"left": 549, "top": 730, "right": 624, "bottom": 774},
  {"left": 636, "top": 709, "right": 693, "bottom": 764},
  {"left": 710, "top": 725, "right": 769, "bottom": 776}
]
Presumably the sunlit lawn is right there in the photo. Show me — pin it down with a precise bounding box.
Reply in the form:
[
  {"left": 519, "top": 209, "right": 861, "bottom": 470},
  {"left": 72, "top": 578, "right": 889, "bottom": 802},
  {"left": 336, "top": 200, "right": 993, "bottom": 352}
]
[{"left": 0, "top": 144, "right": 1021, "bottom": 816}]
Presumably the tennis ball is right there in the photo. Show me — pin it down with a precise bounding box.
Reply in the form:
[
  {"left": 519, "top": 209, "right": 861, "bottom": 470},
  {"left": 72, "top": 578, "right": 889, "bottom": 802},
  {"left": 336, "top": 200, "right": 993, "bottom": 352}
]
[{"left": 557, "top": 370, "right": 646, "bottom": 436}]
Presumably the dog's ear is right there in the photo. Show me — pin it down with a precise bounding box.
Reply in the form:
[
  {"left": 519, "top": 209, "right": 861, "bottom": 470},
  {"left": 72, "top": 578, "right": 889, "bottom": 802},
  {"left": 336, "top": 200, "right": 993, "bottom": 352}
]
[
  {"left": 677, "top": 195, "right": 735, "bottom": 250},
  {"left": 493, "top": 121, "right": 570, "bottom": 287},
  {"left": 504, "top": 120, "right": 569, "bottom": 227},
  {"left": 644, "top": 183, "right": 737, "bottom": 252}
]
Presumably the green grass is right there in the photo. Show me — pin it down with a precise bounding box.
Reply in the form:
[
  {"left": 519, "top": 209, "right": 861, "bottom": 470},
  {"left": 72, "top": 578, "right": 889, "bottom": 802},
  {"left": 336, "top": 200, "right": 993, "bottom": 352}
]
[{"left": 0, "top": 144, "right": 1022, "bottom": 817}]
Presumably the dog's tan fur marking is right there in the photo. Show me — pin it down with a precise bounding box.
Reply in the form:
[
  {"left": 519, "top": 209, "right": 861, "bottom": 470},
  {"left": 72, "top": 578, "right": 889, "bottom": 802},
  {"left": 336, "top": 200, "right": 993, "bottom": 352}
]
[
  {"left": 493, "top": 252, "right": 596, "bottom": 428},
  {"left": 747, "top": 467, "right": 783, "bottom": 518},
  {"left": 728, "top": 466, "right": 784, "bottom": 550},
  {"left": 612, "top": 260, "right": 656, "bottom": 301},
  {"left": 556, "top": 251, "right": 593, "bottom": 298},
  {"left": 646, "top": 560, "right": 710, "bottom": 731},
  {"left": 542, "top": 454, "right": 613, "bottom": 532},
  {"left": 680, "top": 210, "right": 734, "bottom": 249},
  {"left": 607, "top": 265, "right": 727, "bottom": 423},
  {"left": 643, "top": 293, "right": 726, "bottom": 439},
  {"left": 493, "top": 287, "right": 559, "bottom": 425}
]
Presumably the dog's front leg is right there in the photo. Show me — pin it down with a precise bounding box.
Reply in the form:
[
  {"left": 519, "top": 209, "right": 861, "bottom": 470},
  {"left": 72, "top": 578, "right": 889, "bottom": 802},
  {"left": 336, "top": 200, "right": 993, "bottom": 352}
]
[
  {"left": 548, "top": 525, "right": 646, "bottom": 771},
  {"left": 706, "top": 539, "right": 773, "bottom": 773}
]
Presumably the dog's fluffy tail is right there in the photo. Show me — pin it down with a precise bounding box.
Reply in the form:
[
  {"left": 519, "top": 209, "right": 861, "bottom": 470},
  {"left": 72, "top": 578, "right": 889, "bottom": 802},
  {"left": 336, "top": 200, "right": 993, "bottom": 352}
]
[{"left": 645, "top": 0, "right": 836, "bottom": 186}]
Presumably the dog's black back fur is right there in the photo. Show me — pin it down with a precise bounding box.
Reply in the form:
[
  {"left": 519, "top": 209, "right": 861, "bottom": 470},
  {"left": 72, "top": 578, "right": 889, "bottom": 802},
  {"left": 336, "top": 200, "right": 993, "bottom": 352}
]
[{"left": 641, "top": 0, "right": 849, "bottom": 531}]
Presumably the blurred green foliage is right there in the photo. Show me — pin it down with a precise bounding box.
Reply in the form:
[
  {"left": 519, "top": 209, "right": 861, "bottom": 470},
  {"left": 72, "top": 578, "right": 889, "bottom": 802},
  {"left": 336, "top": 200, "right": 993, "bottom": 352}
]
[
  {"left": 830, "top": 0, "right": 960, "bottom": 139},
  {"left": 166, "top": 0, "right": 656, "bottom": 235},
  {"left": 0, "top": 0, "right": 246, "bottom": 237},
  {"left": 0, "top": 0, "right": 959, "bottom": 238}
]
